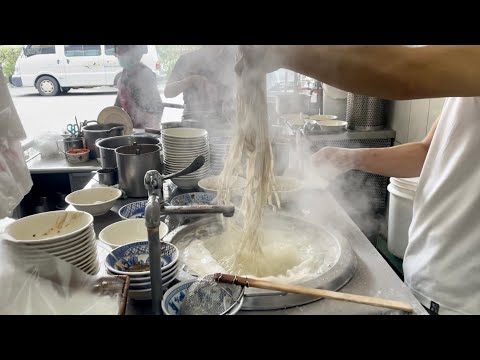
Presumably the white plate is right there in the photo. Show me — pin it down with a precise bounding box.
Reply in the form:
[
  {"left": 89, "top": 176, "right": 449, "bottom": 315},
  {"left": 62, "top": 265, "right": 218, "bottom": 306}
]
[{"left": 97, "top": 106, "right": 134, "bottom": 135}]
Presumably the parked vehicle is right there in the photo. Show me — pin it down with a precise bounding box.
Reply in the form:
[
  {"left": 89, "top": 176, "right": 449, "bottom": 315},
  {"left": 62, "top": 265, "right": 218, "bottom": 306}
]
[{"left": 10, "top": 45, "right": 162, "bottom": 96}]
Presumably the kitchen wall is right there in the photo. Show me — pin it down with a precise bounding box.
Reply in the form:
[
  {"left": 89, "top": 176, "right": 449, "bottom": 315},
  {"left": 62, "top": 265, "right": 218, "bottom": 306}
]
[{"left": 386, "top": 98, "right": 446, "bottom": 144}]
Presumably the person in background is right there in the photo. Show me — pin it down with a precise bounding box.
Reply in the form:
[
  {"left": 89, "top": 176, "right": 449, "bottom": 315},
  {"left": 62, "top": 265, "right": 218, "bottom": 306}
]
[
  {"left": 237, "top": 45, "right": 480, "bottom": 315},
  {"left": 164, "top": 45, "right": 236, "bottom": 130},
  {"left": 114, "top": 45, "right": 163, "bottom": 130}
]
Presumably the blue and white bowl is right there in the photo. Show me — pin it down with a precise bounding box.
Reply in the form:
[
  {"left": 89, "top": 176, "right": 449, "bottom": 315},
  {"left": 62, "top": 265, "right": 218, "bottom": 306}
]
[
  {"left": 169, "top": 192, "right": 216, "bottom": 207},
  {"left": 118, "top": 201, "right": 148, "bottom": 220},
  {"left": 106, "top": 261, "right": 178, "bottom": 282},
  {"left": 170, "top": 192, "right": 217, "bottom": 222},
  {"left": 128, "top": 269, "right": 178, "bottom": 291},
  {"left": 161, "top": 279, "right": 245, "bottom": 315},
  {"left": 128, "top": 276, "right": 178, "bottom": 301},
  {"left": 105, "top": 241, "right": 178, "bottom": 277}
]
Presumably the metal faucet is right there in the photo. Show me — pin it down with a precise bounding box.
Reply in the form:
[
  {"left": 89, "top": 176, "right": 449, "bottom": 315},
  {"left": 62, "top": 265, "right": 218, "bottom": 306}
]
[{"left": 144, "top": 155, "right": 235, "bottom": 315}]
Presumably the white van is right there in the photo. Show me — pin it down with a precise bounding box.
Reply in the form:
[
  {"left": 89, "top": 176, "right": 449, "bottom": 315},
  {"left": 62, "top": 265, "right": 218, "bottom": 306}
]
[{"left": 11, "top": 45, "right": 162, "bottom": 96}]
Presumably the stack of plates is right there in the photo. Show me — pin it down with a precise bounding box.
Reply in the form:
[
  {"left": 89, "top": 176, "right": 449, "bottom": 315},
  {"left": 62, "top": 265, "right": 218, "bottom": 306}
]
[
  {"left": 161, "top": 128, "right": 211, "bottom": 189},
  {"left": 209, "top": 137, "right": 231, "bottom": 175},
  {"left": 4, "top": 211, "right": 99, "bottom": 275},
  {"left": 104, "top": 241, "right": 179, "bottom": 301}
]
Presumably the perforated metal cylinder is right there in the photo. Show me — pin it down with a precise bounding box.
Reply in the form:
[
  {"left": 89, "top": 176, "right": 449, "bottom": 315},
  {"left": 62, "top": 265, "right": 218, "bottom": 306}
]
[{"left": 346, "top": 93, "right": 387, "bottom": 131}]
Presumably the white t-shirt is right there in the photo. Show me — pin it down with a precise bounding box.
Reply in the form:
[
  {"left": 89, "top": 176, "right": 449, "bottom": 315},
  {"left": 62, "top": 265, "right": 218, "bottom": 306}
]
[{"left": 404, "top": 97, "right": 480, "bottom": 315}]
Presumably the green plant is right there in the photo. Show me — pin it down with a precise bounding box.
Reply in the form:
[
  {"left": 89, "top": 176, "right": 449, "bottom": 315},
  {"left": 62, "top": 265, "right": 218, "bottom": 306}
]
[
  {"left": 0, "top": 46, "right": 22, "bottom": 80},
  {"left": 156, "top": 45, "right": 201, "bottom": 77}
]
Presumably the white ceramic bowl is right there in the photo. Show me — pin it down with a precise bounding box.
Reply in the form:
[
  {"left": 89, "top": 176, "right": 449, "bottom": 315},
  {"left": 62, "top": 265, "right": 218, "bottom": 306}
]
[
  {"left": 282, "top": 113, "right": 305, "bottom": 127},
  {"left": 316, "top": 119, "right": 347, "bottom": 133},
  {"left": 65, "top": 187, "right": 122, "bottom": 216},
  {"left": 99, "top": 219, "right": 168, "bottom": 249},
  {"left": 274, "top": 176, "right": 305, "bottom": 205},
  {"left": 15, "top": 225, "right": 94, "bottom": 250},
  {"left": 161, "top": 128, "right": 208, "bottom": 139},
  {"left": 5, "top": 210, "right": 93, "bottom": 244},
  {"left": 308, "top": 114, "right": 338, "bottom": 121},
  {"left": 198, "top": 175, "right": 246, "bottom": 196}
]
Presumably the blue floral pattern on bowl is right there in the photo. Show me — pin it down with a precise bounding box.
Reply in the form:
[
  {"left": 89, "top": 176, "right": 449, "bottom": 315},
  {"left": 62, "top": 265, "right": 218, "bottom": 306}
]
[
  {"left": 118, "top": 201, "right": 148, "bottom": 220},
  {"left": 170, "top": 192, "right": 216, "bottom": 207},
  {"left": 161, "top": 279, "right": 244, "bottom": 315},
  {"left": 162, "top": 280, "right": 194, "bottom": 315},
  {"left": 105, "top": 241, "right": 178, "bottom": 275}
]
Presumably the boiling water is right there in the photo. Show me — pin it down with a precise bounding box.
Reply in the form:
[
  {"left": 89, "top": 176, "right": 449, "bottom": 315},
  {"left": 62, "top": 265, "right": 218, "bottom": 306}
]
[{"left": 176, "top": 218, "right": 341, "bottom": 284}]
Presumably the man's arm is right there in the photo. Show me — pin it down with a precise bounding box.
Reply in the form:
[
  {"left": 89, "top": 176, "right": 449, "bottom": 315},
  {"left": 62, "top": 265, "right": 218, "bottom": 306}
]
[
  {"left": 312, "top": 117, "right": 439, "bottom": 178},
  {"left": 239, "top": 45, "right": 480, "bottom": 100}
]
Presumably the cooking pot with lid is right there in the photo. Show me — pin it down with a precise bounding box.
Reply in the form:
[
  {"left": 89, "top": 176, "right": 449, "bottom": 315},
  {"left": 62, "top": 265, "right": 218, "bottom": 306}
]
[
  {"left": 115, "top": 144, "right": 162, "bottom": 198},
  {"left": 82, "top": 123, "right": 124, "bottom": 159},
  {"left": 96, "top": 135, "right": 160, "bottom": 169}
]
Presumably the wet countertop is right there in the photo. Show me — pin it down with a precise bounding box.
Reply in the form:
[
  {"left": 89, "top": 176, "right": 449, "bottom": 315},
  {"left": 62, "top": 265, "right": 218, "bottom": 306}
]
[
  {"left": 77, "top": 177, "right": 427, "bottom": 315},
  {"left": 27, "top": 153, "right": 101, "bottom": 174}
]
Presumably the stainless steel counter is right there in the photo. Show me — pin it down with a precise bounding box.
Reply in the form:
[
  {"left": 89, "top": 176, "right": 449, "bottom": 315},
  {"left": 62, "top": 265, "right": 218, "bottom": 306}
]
[
  {"left": 78, "top": 177, "right": 427, "bottom": 315},
  {"left": 27, "top": 153, "right": 101, "bottom": 174}
]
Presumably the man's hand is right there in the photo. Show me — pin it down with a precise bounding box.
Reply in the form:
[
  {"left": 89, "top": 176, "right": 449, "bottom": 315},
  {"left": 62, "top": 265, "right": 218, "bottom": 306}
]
[
  {"left": 311, "top": 146, "right": 359, "bottom": 176},
  {"left": 235, "top": 45, "right": 285, "bottom": 75}
]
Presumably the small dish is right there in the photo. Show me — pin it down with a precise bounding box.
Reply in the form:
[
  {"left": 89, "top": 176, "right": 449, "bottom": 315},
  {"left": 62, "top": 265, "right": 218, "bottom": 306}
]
[{"left": 66, "top": 148, "right": 90, "bottom": 163}]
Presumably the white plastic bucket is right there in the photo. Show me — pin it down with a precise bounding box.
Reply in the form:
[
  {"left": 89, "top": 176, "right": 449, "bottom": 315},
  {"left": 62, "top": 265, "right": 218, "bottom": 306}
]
[{"left": 387, "top": 177, "right": 419, "bottom": 259}]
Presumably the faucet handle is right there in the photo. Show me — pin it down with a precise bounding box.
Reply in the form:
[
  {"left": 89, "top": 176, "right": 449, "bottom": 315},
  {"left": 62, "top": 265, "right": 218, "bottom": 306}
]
[
  {"left": 144, "top": 170, "right": 163, "bottom": 197},
  {"left": 163, "top": 155, "right": 205, "bottom": 181}
]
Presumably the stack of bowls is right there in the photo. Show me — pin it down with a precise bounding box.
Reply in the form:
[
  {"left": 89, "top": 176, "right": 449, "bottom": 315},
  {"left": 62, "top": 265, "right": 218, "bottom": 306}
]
[
  {"left": 161, "top": 128, "right": 210, "bottom": 189},
  {"left": 104, "top": 241, "right": 179, "bottom": 301},
  {"left": 4, "top": 211, "right": 99, "bottom": 275},
  {"left": 209, "top": 137, "right": 231, "bottom": 175}
]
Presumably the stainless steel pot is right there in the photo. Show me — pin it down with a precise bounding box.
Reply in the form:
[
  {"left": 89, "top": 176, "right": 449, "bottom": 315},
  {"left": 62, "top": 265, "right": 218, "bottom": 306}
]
[
  {"left": 82, "top": 123, "right": 125, "bottom": 160},
  {"left": 96, "top": 135, "right": 160, "bottom": 169},
  {"left": 56, "top": 137, "right": 85, "bottom": 156},
  {"left": 115, "top": 144, "right": 162, "bottom": 198},
  {"left": 96, "top": 168, "right": 118, "bottom": 186},
  {"left": 164, "top": 213, "right": 357, "bottom": 310}
]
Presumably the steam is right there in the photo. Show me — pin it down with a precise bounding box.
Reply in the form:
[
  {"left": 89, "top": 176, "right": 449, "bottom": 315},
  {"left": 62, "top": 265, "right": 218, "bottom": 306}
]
[{"left": 288, "top": 138, "right": 387, "bottom": 240}]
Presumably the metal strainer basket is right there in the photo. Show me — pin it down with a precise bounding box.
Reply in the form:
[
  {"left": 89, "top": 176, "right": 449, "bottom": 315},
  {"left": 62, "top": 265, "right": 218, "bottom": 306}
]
[
  {"left": 346, "top": 93, "right": 387, "bottom": 131},
  {"left": 177, "top": 275, "right": 245, "bottom": 315}
]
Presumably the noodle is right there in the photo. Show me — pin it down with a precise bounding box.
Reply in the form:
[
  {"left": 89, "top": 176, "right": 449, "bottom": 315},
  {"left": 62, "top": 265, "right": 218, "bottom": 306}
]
[{"left": 216, "top": 47, "right": 280, "bottom": 275}]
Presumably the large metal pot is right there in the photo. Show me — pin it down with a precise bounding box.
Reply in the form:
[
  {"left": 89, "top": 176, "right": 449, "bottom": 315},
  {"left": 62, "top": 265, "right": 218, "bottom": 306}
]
[
  {"left": 82, "top": 123, "right": 125, "bottom": 160},
  {"left": 96, "top": 135, "right": 160, "bottom": 169},
  {"left": 164, "top": 213, "right": 357, "bottom": 310},
  {"left": 115, "top": 144, "right": 162, "bottom": 198}
]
